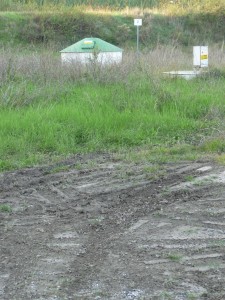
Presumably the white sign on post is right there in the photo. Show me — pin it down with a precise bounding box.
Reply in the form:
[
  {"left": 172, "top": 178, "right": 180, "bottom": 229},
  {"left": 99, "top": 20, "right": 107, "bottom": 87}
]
[
  {"left": 134, "top": 19, "right": 142, "bottom": 55},
  {"left": 134, "top": 19, "right": 142, "bottom": 26}
]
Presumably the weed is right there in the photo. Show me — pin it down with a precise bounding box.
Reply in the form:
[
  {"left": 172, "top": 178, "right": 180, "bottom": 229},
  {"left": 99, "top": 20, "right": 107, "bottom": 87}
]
[
  {"left": 92, "top": 290, "right": 109, "bottom": 297},
  {"left": 185, "top": 227, "right": 199, "bottom": 235},
  {"left": 88, "top": 217, "right": 104, "bottom": 227},
  {"left": 192, "top": 176, "right": 215, "bottom": 186},
  {"left": 167, "top": 253, "right": 183, "bottom": 262},
  {"left": 209, "top": 239, "right": 225, "bottom": 247},
  {"left": 48, "top": 165, "right": 71, "bottom": 174},
  {"left": 0, "top": 204, "right": 12, "bottom": 213},
  {"left": 143, "top": 165, "right": 166, "bottom": 180},
  {"left": 74, "top": 163, "right": 82, "bottom": 170},
  {"left": 207, "top": 262, "right": 221, "bottom": 270},
  {"left": 216, "top": 154, "right": 225, "bottom": 165},
  {"left": 153, "top": 210, "right": 165, "bottom": 218},
  {"left": 160, "top": 187, "right": 170, "bottom": 196},
  {"left": 184, "top": 175, "right": 194, "bottom": 181},
  {"left": 159, "top": 291, "right": 173, "bottom": 300},
  {"left": 200, "top": 137, "right": 225, "bottom": 154},
  {"left": 187, "top": 293, "right": 199, "bottom": 300}
]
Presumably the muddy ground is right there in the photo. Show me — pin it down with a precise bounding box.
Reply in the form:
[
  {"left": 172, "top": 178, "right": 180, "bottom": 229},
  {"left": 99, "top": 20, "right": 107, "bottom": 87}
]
[{"left": 1, "top": 153, "right": 225, "bottom": 300}]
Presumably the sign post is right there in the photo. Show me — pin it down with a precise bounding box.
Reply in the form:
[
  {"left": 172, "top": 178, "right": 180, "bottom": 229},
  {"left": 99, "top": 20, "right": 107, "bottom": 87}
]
[{"left": 134, "top": 19, "right": 142, "bottom": 55}]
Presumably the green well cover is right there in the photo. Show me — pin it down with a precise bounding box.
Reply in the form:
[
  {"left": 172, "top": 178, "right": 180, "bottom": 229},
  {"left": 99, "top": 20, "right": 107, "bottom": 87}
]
[{"left": 60, "top": 38, "right": 123, "bottom": 53}]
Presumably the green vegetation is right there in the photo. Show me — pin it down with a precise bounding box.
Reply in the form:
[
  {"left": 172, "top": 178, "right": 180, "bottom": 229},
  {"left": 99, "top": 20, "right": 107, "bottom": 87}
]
[
  {"left": 159, "top": 291, "right": 173, "bottom": 300},
  {"left": 0, "top": 0, "right": 224, "bottom": 48},
  {"left": 1, "top": 0, "right": 224, "bottom": 11},
  {"left": 0, "top": 204, "right": 12, "bottom": 213},
  {"left": 187, "top": 292, "right": 199, "bottom": 300},
  {"left": 184, "top": 175, "right": 194, "bottom": 181},
  {"left": 167, "top": 253, "right": 183, "bottom": 262},
  {"left": 0, "top": 46, "right": 225, "bottom": 171},
  {"left": 0, "top": 11, "right": 224, "bottom": 48},
  {"left": 0, "top": 1, "right": 225, "bottom": 171}
]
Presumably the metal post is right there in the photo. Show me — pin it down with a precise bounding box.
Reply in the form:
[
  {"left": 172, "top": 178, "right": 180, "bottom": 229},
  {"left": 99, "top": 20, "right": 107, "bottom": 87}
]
[
  {"left": 134, "top": 19, "right": 142, "bottom": 57},
  {"left": 137, "top": 25, "right": 139, "bottom": 55}
]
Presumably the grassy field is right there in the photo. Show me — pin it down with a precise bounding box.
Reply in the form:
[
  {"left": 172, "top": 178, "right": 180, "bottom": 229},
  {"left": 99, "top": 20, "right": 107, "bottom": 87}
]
[
  {"left": 0, "top": 1, "right": 225, "bottom": 171},
  {"left": 1, "top": 46, "right": 225, "bottom": 171}
]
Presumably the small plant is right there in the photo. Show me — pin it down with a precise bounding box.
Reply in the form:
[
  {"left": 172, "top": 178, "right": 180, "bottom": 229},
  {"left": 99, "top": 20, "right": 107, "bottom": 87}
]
[
  {"left": 153, "top": 209, "right": 166, "bottom": 218},
  {"left": 192, "top": 178, "right": 210, "bottom": 186},
  {"left": 184, "top": 175, "right": 194, "bottom": 181},
  {"left": 88, "top": 217, "right": 104, "bottom": 228},
  {"left": 144, "top": 165, "right": 166, "bottom": 180},
  {"left": 48, "top": 165, "right": 71, "bottom": 174},
  {"left": 93, "top": 290, "right": 109, "bottom": 297},
  {"left": 185, "top": 227, "right": 199, "bottom": 235},
  {"left": 167, "top": 253, "right": 182, "bottom": 262},
  {"left": 187, "top": 292, "right": 199, "bottom": 300},
  {"left": 210, "top": 239, "right": 225, "bottom": 247},
  {"left": 216, "top": 154, "right": 225, "bottom": 165},
  {"left": 0, "top": 204, "right": 12, "bottom": 213},
  {"left": 160, "top": 291, "right": 173, "bottom": 300}
]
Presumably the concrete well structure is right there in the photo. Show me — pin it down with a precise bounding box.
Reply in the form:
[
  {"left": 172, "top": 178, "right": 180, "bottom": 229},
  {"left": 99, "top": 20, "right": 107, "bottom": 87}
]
[{"left": 60, "top": 37, "right": 123, "bottom": 65}]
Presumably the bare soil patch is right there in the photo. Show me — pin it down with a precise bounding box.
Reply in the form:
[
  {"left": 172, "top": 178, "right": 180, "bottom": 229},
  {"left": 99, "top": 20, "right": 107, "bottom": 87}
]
[{"left": 1, "top": 154, "right": 225, "bottom": 300}]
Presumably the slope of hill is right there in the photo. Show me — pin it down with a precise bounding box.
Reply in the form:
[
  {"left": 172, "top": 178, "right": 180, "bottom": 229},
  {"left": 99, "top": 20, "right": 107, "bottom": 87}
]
[{"left": 0, "top": 0, "right": 224, "bottom": 49}]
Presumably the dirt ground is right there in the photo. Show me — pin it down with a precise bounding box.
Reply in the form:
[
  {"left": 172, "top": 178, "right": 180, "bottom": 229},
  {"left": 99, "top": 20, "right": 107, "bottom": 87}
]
[{"left": 1, "top": 153, "right": 225, "bottom": 300}]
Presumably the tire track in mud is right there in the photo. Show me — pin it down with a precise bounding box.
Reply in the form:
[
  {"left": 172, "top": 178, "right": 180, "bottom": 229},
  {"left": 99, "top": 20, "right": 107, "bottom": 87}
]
[
  {"left": 0, "top": 158, "right": 153, "bottom": 300},
  {"left": 1, "top": 157, "right": 225, "bottom": 299}
]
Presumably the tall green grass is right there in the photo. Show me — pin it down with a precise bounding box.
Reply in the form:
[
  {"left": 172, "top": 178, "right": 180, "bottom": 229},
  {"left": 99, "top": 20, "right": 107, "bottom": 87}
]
[
  {"left": 0, "top": 83, "right": 200, "bottom": 170},
  {"left": 1, "top": 47, "right": 225, "bottom": 171}
]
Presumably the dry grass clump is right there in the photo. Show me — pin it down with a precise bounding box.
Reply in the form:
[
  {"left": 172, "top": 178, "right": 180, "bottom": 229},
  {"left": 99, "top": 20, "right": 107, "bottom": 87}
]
[{"left": 1, "top": 0, "right": 224, "bottom": 14}]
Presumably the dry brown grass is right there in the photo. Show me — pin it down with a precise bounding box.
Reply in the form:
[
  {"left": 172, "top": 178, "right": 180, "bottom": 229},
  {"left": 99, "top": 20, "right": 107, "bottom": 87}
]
[{"left": 0, "top": 44, "right": 224, "bottom": 89}]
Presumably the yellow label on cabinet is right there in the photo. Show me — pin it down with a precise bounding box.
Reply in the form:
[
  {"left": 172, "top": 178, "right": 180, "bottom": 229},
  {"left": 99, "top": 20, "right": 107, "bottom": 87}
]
[{"left": 201, "top": 54, "right": 208, "bottom": 60}]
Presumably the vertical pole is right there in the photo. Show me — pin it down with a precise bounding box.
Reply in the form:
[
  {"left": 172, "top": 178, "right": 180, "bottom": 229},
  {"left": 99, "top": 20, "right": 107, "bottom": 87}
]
[
  {"left": 134, "top": 19, "right": 142, "bottom": 57},
  {"left": 137, "top": 25, "right": 139, "bottom": 56}
]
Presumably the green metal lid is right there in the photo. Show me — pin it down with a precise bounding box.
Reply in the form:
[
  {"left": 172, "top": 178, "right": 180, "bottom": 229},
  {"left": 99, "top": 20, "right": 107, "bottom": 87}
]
[{"left": 60, "top": 38, "right": 123, "bottom": 53}]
